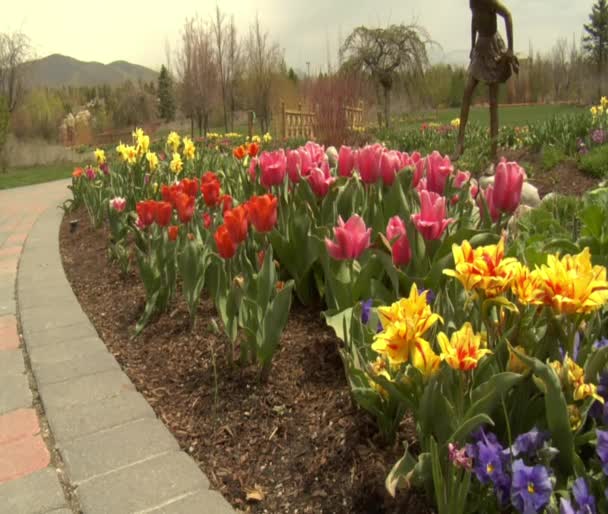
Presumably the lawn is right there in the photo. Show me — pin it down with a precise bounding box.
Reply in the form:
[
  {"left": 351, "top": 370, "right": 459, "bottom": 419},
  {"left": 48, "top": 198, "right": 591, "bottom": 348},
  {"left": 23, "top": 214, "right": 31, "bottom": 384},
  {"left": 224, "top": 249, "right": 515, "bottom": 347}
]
[
  {"left": 0, "top": 163, "right": 74, "bottom": 190},
  {"left": 399, "top": 103, "right": 585, "bottom": 128}
]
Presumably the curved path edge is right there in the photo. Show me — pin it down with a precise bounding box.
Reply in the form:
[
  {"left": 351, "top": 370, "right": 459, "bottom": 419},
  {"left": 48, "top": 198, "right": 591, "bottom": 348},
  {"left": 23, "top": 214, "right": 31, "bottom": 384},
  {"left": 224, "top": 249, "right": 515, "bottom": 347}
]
[{"left": 17, "top": 202, "right": 235, "bottom": 514}]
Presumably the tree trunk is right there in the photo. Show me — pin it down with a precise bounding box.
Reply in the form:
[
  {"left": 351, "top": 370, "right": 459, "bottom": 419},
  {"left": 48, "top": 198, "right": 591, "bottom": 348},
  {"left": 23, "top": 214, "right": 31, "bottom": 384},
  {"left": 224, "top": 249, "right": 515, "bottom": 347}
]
[
  {"left": 190, "top": 117, "right": 194, "bottom": 138},
  {"left": 383, "top": 85, "right": 391, "bottom": 129}
]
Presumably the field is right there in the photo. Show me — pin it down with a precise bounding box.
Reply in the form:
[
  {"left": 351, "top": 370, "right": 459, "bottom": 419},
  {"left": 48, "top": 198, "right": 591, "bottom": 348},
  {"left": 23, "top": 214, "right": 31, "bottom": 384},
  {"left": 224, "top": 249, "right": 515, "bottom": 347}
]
[
  {"left": 398, "top": 103, "right": 585, "bottom": 128},
  {"left": 0, "top": 163, "right": 73, "bottom": 190}
]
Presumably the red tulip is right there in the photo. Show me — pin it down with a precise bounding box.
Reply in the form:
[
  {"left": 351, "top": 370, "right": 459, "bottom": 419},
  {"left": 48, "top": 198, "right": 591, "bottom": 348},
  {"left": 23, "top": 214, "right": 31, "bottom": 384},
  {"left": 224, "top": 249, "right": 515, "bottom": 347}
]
[
  {"left": 247, "top": 142, "right": 259, "bottom": 157},
  {"left": 259, "top": 150, "right": 287, "bottom": 188},
  {"left": 175, "top": 193, "right": 195, "bottom": 223},
  {"left": 214, "top": 225, "right": 238, "bottom": 259},
  {"left": 325, "top": 215, "right": 371, "bottom": 261},
  {"left": 478, "top": 185, "right": 501, "bottom": 222},
  {"left": 221, "top": 194, "right": 233, "bottom": 213},
  {"left": 224, "top": 205, "right": 249, "bottom": 244},
  {"left": 386, "top": 216, "right": 411, "bottom": 266},
  {"left": 286, "top": 149, "right": 302, "bottom": 183},
  {"left": 233, "top": 145, "right": 246, "bottom": 159},
  {"left": 155, "top": 201, "right": 173, "bottom": 227},
  {"left": 203, "top": 212, "right": 212, "bottom": 229},
  {"left": 493, "top": 160, "right": 525, "bottom": 213},
  {"left": 181, "top": 178, "right": 199, "bottom": 198},
  {"left": 201, "top": 172, "right": 221, "bottom": 207},
  {"left": 411, "top": 190, "right": 454, "bottom": 241},
  {"left": 338, "top": 146, "right": 355, "bottom": 177},
  {"left": 247, "top": 194, "right": 278, "bottom": 233},
  {"left": 136, "top": 200, "right": 157, "bottom": 228},
  {"left": 425, "top": 151, "right": 453, "bottom": 195},
  {"left": 168, "top": 225, "right": 179, "bottom": 241}
]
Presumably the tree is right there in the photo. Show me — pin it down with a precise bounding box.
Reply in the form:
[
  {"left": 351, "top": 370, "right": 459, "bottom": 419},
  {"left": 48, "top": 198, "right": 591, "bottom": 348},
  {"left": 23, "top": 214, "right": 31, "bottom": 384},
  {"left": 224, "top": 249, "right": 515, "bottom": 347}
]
[
  {"left": 0, "top": 31, "right": 31, "bottom": 113},
  {"left": 246, "top": 16, "right": 282, "bottom": 133},
  {"left": 212, "top": 6, "right": 229, "bottom": 132},
  {"left": 584, "top": 0, "right": 608, "bottom": 92},
  {"left": 157, "top": 65, "right": 176, "bottom": 122},
  {"left": 340, "top": 24, "right": 431, "bottom": 128}
]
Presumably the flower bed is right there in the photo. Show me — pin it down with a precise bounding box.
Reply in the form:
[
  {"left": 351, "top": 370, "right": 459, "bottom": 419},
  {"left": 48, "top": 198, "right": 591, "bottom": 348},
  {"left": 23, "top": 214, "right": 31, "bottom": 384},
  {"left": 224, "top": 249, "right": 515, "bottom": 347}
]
[{"left": 64, "top": 129, "right": 608, "bottom": 513}]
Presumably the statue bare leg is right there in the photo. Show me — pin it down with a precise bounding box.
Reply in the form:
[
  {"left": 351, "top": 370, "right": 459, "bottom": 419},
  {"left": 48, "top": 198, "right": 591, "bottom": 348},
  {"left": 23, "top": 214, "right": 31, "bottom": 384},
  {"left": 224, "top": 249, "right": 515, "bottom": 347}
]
[
  {"left": 453, "top": 75, "right": 479, "bottom": 161},
  {"left": 489, "top": 82, "right": 499, "bottom": 161}
]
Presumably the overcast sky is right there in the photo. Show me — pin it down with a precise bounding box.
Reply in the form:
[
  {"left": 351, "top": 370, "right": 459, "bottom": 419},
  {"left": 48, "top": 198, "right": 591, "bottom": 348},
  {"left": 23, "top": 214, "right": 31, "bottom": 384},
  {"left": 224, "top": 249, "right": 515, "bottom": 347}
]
[{"left": 4, "top": 0, "right": 592, "bottom": 72}]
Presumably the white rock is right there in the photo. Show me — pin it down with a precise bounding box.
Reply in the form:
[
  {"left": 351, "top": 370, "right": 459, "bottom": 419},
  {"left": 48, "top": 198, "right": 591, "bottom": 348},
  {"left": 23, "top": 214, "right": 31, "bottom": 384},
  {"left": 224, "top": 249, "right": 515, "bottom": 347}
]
[
  {"left": 326, "top": 146, "right": 338, "bottom": 167},
  {"left": 478, "top": 176, "right": 541, "bottom": 208}
]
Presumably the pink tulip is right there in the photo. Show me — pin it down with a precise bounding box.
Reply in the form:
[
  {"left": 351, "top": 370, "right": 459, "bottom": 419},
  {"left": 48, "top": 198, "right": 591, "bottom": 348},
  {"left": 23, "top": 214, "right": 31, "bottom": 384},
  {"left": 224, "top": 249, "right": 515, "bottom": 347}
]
[
  {"left": 109, "top": 196, "right": 127, "bottom": 212},
  {"left": 248, "top": 157, "right": 258, "bottom": 181},
  {"left": 451, "top": 170, "right": 474, "bottom": 204},
  {"left": 308, "top": 167, "right": 335, "bottom": 197},
  {"left": 338, "top": 146, "right": 356, "bottom": 177},
  {"left": 304, "top": 141, "right": 326, "bottom": 167},
  {"left": 325, "top": 214, "right": 371, "bottom": 261},
  {"left": 286, "top": 149, "right": 302, "bottom": 183},
  {"left": 411, "top": 190, "right": 454, "bottom": 241},
  {"left": 413, "top": 159, "right": 425, "bottom": 188},
  {"left": 478, "top": 185, "right": 501, "bottom": 222},
  {"left": 386, "top": 215, "right": 406, "bottom": 241},
  {"left": 357, "top": 144, "right": 383, "bottom": 184},
  {"left": 425, "top": 151, "right": 453, "bottom": 195},
  {"left": 298, "top": 147, "right": 313, "bottom": 176},
  {"left": 386, "top": 216, "right": 411, "bottom": 266},
  {"left": 493, "top": 159, "right": 525, "bottom": 213},
  {"left": 259, "top": 150, "right": 287, "bottom": 188},
  {"left": 380, "top": 150, "right": 402, "bottom": 186}
]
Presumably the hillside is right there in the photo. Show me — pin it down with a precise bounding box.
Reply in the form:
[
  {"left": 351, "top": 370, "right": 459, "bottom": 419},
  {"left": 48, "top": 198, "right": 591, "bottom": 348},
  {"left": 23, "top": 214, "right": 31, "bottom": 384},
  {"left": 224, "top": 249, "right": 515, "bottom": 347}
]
[{"left": 23, "top": 54, "right": 158, "bottom": 88}]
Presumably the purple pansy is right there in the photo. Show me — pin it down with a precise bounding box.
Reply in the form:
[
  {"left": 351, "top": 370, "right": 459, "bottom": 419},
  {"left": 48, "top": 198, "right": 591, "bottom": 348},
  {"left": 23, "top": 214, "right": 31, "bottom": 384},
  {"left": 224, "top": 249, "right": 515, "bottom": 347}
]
[
  {"left": 361, "top": 299, "right": 373, "bottom": 325},
  {"left": 560, "top": 477, "right": 596, "bottom": 514},
  {"left": 596, "top": 430, "right": 608, "bottom": 475},
  {"left": 511, "top": 427, "right": 550, "bottom": 457},
  {"left": 511, "top": 459, "right": 553, "bottom": 514},
  {"left": 467, "top": 428, "right": 510, "bottom": 506}
]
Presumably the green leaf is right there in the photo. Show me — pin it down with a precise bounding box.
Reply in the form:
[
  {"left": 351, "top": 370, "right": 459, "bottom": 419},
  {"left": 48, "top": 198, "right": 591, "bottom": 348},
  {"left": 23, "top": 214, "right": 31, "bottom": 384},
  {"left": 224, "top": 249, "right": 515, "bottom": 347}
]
[
  {"left": 449, "top": 414, "right": 494, "bottom": 444},
  {"left": 585, "top": 345, "right": 608, "bottom": 383},
  {"left": 258, "top": 281, "right": 294, "bottom": 365},
  {"left": 323, "top": 308, "right": 354, "bottom": 343},
  {"left": 466, "top": 372, "right": 523, "bottom": 421}
]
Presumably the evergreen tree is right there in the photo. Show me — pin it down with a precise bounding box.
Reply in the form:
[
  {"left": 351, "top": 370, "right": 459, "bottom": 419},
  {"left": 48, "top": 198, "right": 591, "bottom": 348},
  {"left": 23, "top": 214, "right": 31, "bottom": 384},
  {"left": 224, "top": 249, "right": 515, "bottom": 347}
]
[
  {"left": 584, "top": 0, "right": 608, "bottom": 78},
  {"left": 157, "top": 65, "right": 176, "bottom": 122}
]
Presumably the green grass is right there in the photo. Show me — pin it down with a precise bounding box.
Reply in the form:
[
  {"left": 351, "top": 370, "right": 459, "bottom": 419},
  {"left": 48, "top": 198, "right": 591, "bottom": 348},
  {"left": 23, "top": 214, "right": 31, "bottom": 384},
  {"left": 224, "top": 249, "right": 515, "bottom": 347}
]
[
  {"left": 0, "top": 163, "right": 74, "bottom": 190},
  {"left": 398, "top": 104, "right": 585, "bottom": 129}
]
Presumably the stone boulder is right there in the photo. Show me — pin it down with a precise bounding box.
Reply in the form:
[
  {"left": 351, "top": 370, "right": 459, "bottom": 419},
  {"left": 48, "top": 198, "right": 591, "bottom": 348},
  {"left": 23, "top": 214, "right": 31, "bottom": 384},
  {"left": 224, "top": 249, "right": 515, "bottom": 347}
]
[{"left": 479, "top": 176, "right": 541, "bottom": 208}]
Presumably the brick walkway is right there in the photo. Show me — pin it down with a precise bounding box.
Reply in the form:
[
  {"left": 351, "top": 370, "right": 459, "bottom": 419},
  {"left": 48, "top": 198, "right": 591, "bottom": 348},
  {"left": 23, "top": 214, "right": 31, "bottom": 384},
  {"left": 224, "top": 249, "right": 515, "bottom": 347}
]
[{"left": 0, "top": 180, "right": 234, "bottom": 514}]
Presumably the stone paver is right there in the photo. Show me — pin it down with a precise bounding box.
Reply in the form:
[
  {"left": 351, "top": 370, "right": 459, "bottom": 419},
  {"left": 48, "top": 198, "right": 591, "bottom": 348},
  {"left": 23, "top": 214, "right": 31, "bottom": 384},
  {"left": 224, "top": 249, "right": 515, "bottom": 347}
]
[
  {"left": 0, "top": 468, "right": 67, "bottom": 514},
  {"left": 0, "top": 179, "right": 235, "bottom": 513}
]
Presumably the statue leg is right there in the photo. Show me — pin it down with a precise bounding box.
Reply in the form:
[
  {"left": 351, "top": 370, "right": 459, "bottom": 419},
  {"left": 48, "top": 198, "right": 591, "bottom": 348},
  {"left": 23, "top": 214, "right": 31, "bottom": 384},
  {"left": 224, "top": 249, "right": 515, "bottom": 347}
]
[
  {"left": 453, "top": 74, "right": 479, "bottom": 161},
  {"left": 489, "top": 82, "right": 499, "bottom": 161}
]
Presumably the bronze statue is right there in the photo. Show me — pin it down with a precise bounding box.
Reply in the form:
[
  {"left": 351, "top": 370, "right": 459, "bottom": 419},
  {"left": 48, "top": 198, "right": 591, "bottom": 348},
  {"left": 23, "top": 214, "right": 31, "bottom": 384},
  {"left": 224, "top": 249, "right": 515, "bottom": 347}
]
[{"left": 453, "top": 0, "right": 519, "bottom": 162}]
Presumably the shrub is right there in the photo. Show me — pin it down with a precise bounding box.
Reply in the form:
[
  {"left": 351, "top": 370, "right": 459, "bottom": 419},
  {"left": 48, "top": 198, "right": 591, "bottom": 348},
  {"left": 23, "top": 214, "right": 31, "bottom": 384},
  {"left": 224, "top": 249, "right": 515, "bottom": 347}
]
[
  {"left": 541, "top": 146, "right": 566, "bottom": 171},
  {"left": 580, "top": 144, "right": 608, "bottom": 178}
]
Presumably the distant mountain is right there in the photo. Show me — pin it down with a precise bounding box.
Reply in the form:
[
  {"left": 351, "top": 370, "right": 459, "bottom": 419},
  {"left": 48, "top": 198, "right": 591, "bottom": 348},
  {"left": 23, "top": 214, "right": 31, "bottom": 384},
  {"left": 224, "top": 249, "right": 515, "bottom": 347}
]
[{"left": 23, "top": 54, "right": 158, "bottom": 88}]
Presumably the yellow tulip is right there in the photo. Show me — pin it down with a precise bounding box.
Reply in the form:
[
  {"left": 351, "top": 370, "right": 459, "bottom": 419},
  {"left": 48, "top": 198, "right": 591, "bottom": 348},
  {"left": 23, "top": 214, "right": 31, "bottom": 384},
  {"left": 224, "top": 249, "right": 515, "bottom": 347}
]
[
  {"left": 124, "top": 145, "right": 137, "bottom": 165},
  {"left": 167, "top": 131, "right": 181, "bottom": 152},
  {"left": 169, "top": 152, "right": 183, "bottom": 174},
  {"left": 183, "top": 137, "right": 196, "bottom": 160},
  {"left": 146, "top": 151, "right": 159, "bottom": 172},
  {"left": 94, "top": 148, "right": 106, "bottom": 165},
  {"left": 437, "top": 322, "right": 491, "bottom": 371},
  {"left": 411, "top": 339, "right": 442, "bottom": 378}
]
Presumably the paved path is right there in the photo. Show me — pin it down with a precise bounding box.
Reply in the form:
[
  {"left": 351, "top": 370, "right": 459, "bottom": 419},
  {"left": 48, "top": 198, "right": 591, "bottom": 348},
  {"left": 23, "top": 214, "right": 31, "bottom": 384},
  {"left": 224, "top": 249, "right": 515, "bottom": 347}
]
[{"left": 0, "top": 180, "right": 234, "bottom": 514}]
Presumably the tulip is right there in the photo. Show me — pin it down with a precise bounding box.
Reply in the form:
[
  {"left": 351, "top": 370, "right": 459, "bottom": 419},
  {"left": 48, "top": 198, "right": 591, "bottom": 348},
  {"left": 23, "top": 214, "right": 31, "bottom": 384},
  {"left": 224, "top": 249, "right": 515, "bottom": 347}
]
[
  {"left": 308, "top": 167, "right": 335, "bottom": 197},
  {"left": 247, "top": 194, "right": 278, "bottom": 233},
  {"left": 478, "top": 185, "right": 501, "bottom": 223},
  {"left": 201, "top": 172, "right": 221, "bottom": 207},
  {"left": 109, "top": 197, "right": 127, "bottom": 213},
  {"left": 135, "top": 200, "right": 157, "bottom": 228},
  {"left": 181, "top": 178, "right": 199, "bottom": 198},
  {"left": 233, "top": 145, "right": 246, "bottom": 160},
  {"left": 412, "top": 159, "right": 425, "bottom": 188},
  {"left": 298, "top": 147, "right": 313, "bottom": 176},
  {"left": 168, "top": 225, "right": 179, "bottom": 241},
  {"left": 85, "top": 166, "right": 96, "bottom": 180},
  {"left": 325, "top": 215, "right": 371, "bottom": 261},
  {"left": 493, "top": 160, "right": 525, "bottom": 213},
  {"left": 203, "top": 212, "right": 212, "bottom": 229},
  {"left": 411, "top": 190, "right": 454, "bottom": 241},
  {"left": 175, "top": 193, "right": 195, "bottom": 223},
  {"left": 380, "top": 150, "right": 402, "bottom": 186},
  {"left": 247, "top": 142, "right": 259, "bottom": 157},
  {"left": 214, "top": 225, "right": 238, "bottom": 259},
  {"left": 357, "top": 144, "right": 382, "bottom": 184},
  {"left": 248, "top": 157, "right": 258, "bottom": 181},
  {"left": 304, "top": 141, "right": 326, "bottom": 167},
  {"left": 286, "top": 149, "right": 302, "bottom": 183},
  {"left": 386, "top": 216, "right": 411, "bottom": 266},
  {"left": 451, "top": 170, "right": 475, "bottom": 204},
  {"left": 155, "top": 201, "right": 173, "bottom": 227},
  {"left": 221, "top": 194, "right": 233, "bottom": 214},
  {"left": 337, "top": 146, "right": 355, "bottom": 177},
  {"left": 224, "top": 205, "right": 249, "bottom": 244},
  {"left": 425, "top": 151, "right": 453, "bottom": 195},
  {"left": 72, "top": 167, "right": 83, "bottom": 178},
  {"left": 259, "top": 150, "right": 287, "bottom": 188}
]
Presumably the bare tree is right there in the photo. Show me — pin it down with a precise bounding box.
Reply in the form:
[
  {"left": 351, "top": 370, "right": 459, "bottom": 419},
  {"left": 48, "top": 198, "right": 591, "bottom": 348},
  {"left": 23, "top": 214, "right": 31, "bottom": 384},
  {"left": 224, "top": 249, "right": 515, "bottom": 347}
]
[
  {"left": 340, "top": 24, "right": 431, "bottom": 128},
  {"left": 551, "top": 38, "right": 569, "bottom": 100},
  {"left": 176, "top": 17, "right": 219, "bottom": 137},
  {"left": 0, "top": 31, "right": 31, "bottom": 112},
  {"left": 212, "top": 6, "right": 228, "bottom": 132},
  {"left": 247, "top": 16, "right": 282, "bottom": 133},
  {"left": 226, "top": 15, "right": 242, "bottom": 131}
]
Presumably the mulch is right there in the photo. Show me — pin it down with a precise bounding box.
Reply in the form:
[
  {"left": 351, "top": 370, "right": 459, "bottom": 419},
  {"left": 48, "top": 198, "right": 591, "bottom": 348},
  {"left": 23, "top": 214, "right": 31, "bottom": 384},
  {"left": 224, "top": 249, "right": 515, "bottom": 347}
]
[{"left": 59, "top": 208, "right": 432, "bottom": 514}]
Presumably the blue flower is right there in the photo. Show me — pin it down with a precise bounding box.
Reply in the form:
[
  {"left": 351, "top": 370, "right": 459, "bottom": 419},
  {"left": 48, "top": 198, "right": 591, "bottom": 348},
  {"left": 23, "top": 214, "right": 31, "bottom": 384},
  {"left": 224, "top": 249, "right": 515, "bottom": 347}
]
[
  {"left": 560, "top": 478, "right": 596, "bottom": 514},
  {"left": 594, "top": 337, "right": 608, "bottom": 351},
  {"left": 418, "top": 287, "right": 436, "bottom": 304},
  {"left": 361, "top": 299, "right": 373, "bottom": 325},
  {"left": 467, "top": 428, "right": 510, "bottom": 506},
  {"left": 596, "top": 430, "right": 608, "bottom": 475},
  {"left": 512, "top": 427, "right": 550, "bottom": 457},
  {"left": 511, "top": 459, "right": 553, "bottom": 514}
]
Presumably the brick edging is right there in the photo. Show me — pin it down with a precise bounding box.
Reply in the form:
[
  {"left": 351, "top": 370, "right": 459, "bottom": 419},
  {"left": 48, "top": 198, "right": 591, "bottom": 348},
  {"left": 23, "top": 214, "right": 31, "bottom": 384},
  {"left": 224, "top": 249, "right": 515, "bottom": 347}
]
[{"left": 17, "top": 206, "right": 235, "bottom": 514}]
